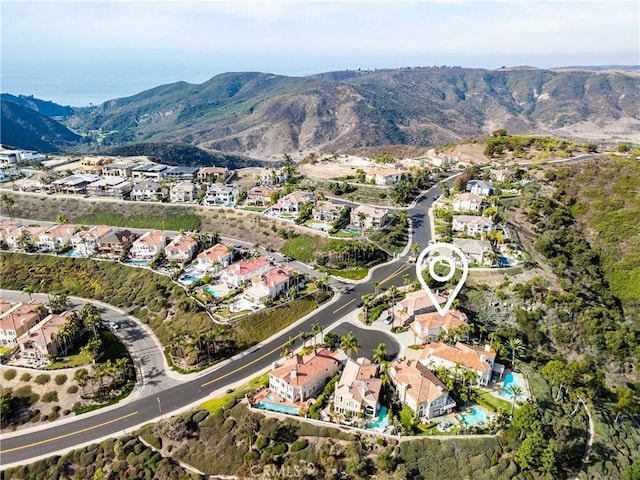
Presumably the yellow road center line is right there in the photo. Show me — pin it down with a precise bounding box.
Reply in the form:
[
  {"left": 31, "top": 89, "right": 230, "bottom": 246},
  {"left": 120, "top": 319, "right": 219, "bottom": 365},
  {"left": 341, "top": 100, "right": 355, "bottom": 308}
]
[
  {"left": 380, "top": 263, "right": 411, "bottom": 285},
  {"left": 0, "top": 411, "right": 139, "bottom": 454},
  {"left": 332, "top": 299, "right": 355, "bottom": 315}
]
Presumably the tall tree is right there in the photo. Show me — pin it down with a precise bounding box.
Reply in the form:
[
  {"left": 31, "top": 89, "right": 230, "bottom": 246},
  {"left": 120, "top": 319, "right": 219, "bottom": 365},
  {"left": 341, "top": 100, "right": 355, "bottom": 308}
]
[
  {"left": 507, "top": 337, "right": 525, "bottom": 368},
  {"left": 0, "top": 194, "right": 15, "bottom": 219},
  {"left": 372, "top": 342, "right": 388, "bottom": 364},
  {"left": 340, "top": 331, "right": 360, "bottom": 358}
]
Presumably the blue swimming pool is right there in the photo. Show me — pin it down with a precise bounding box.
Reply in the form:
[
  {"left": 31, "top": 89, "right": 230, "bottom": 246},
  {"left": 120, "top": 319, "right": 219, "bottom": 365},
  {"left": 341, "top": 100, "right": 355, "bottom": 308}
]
[
  {"left": 205, "top": 286, "right": 223, "bottom": 297},
  {"left": 500, "top": 372, "right": 524, "bottom": 399},
  {"left": 127, "top": 259, "right": 150, "bottom": 265},
  {"left": 62, "top": 250, "right": 85, "bottom": 257},
  {"left": 309, "top": 222, "right": 330, "bottom": 231},
  {"left": 498, "top": 256, "right": 516, "bottom": 267},
  {"left": 367, "top": 406, "right": 389, "bottom": 429},
  {"left": 458, "top": 406, "right": 489, "bottom": 427},
  {"left": 179, "top": 275, "right": 199, "bottom": 284},
  {"left": 343, "top": 227, "right": 360, "bottom": 233},
  {"left": 256, "top": 400, "right": 300, "bottom": 415}
]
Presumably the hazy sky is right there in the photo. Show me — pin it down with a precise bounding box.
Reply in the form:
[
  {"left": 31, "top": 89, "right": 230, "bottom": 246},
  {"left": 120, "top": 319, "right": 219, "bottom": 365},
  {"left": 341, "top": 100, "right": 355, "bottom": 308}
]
[{"left": 2, "top": 0, "right": 639, "bottom": 106}]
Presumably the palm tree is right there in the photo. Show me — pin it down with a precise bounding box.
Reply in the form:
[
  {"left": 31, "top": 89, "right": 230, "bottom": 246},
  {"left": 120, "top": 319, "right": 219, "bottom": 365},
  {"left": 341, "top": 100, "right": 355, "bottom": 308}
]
[
  {"left": 372, "top": 343, "right": 388, "bottom": 364},
  {"left": 81, "top": 307, "right": 102, "bottom": 338},
  {"left": 340, "top": 331, "right": 360, "bottom": 358},
  {"left": 387, "top": 285, "right": 399, "bottom": 330},
  {"left": 372, "top": 281, "right": 380, "bottom": 296},
  {"left": 357, "top": 212, "right": 368, "bottom": 233},
  {"left": 74, "top": 368, "right": 89, "bottom": 396},
  {"left": 507, "top": 384, "right": 523, "bottom": 415},
  {"left": 507, "top": 337, "right": 525, "bottom": 368},
  {"left": 115, "top": 357, "right": 130, "bottom": 387},
  {"left": 311, "top": 322, "right": 323, "bottom": 350},
  {"left": 22, "top": 286, "right": 35, "bottom": 301},
  {"left": 300, "top": 331, "right": 313, "bottom": 348},
  {"left": 462, "top": 369, "right": 478, "bottom": 386},
  {"left": 55, "top": 215, "right": 69, "bottom": 225}
]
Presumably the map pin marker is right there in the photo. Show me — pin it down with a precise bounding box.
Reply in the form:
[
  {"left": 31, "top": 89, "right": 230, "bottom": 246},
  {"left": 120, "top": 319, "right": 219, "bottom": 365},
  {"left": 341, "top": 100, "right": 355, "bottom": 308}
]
[{"left": 416, "top": 242, "right": 468, "bottom": 316}]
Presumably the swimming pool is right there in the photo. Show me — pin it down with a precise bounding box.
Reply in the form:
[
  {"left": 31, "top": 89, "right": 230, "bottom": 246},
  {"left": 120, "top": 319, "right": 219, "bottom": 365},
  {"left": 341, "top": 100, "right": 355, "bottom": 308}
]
[
  {"left": 62, "top": 250, "right": 85, "bottom": 257},
  {"left": 180, "top": 275, "right": 199, "bottom": 284},
  {"left": 500, "top": 372, "right": 524, "bottom": 399},
  {"left": 497, "top": 256, "right": 516, "bottom": 267},
  {"left": 366, "top": 406, "right": 389, "bottom": 429},
  {"left": 127, "top": 259, "right": 150, "bottom": 265},
  {"left": 457, "top": 406, "right": 489, "bottom": 427},
  {"left": 256, "top": 400, "right": 300, "bottom": 415},
  {"left": 309, "top": 222, "right": 330, "bottom": 231},
  {"left": 343, "top": 227, "right": 360, "bottom": 233},
  {"left": 204, "top": 285, "right": 223, "bottom": 297}
]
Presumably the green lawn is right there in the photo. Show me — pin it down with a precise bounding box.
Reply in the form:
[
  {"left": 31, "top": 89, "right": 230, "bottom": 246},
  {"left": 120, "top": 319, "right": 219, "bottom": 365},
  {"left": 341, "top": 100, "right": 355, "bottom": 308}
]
[
  {"left": 72, "top": 212, "right": 201, "bottom": 231},
  {"left": 319, "top": 266, "right": 368, "bottom": 280},
  {"left": 472, "top": 389, "right": 511, "bottom": 413},
  {"left": 44, "top": 329, "right": 130, "bottom": 369},
  {"left": 201, "top": 373, "right": 269, "bottom": 414},
  {"left": 282, "top": 235, "right": 328, "bottom": 263}
]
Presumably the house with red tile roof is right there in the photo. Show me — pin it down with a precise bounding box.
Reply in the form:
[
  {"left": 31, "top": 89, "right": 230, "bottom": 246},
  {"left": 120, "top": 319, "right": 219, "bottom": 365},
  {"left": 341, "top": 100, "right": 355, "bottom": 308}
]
[
  {"left": 246, "top": 186, "right": 275, "bottom": 206},
  {"left": 271, "top": 190, "right": 314, "bottom": 213},
  {"left": 71, "top": 225, "right": 113, "bottom": 256},
  {"left": 38, "top": 224, "right": 77, "bottom": 251},
  {"left": 363, "top": 167, "right": 406, "bottom": 185},
  {"left": 196, "top": 243, "right": 234, "bottom": 271},
  {"left": 334, "top": 357, "right": 382, "bottom": 418},
  {"left": 221, "top": 256, "right": 272, "bottom": 287},
  {"left": 165, "top": 234, "right": 198, "bottom": 263},
  {"left": 244, "top": 265, "right": 295, "bottom": 302},
  {"left": 269, "top": 348, "right": 341, "bottom": 403},
  {"left": 350, "top": 205, "right": 388, "bottom": 230},
  {"left": 0, "top": 300, "right": 44, "bottom": 346},
  {"left": 389, "top": 359, "right": 456, "bottom": 419},
  {"left": 131, "top": 231, "right": 167, "bottom": 259},
  {"left": 411, "top": 310, "right": 469, "bottom": 344},
  {"left": 419, "top": 342, "right": 499, "bottom": 386},
  {"left": 197, "top": 166, "right": 229, "bottom": 184},
  {"left": 4, "top": 225, "right": 46, "bottom": 250},
  {"left": 19, "top": 310, "right": 76, "bottom": 360},
  {"left": 390, "top": 290, "right": 446, "bottom": 326}
]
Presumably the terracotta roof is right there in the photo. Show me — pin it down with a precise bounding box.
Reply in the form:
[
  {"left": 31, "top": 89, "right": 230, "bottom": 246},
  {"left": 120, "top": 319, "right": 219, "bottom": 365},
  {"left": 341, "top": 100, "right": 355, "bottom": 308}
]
[
  {"left": 420, "top": 342, "right": 496, "bottom": 373},
  {"left": 166, "top": 234, "right": 197, "bottom": 252},
  {"left": 271, "top": 348, "right": 340, "bottom": 388},
  {"left": 414, "top": 310, "right": 469, "bottom": 332},
  {"left": 197, "top": 243, "right": 232, "bottom": 262},
  {"left": 225, "top": 256, "right": 269, "bottom": 275},
  {"left": 134, "top": 231, "right": 166, "bottom": 247},
  {"left": 0, "top": 300, "right": 42, "bottom": 331},
  {"left": 0, "top": 300, "right": 14, "bottom": 315},
  {"left": 335, "top": 358, "right": 381, "bottom": 407},
  {"left": 199, "top": 166, "right": 228, "bottom": 175},
  {"left": 42, "top": 224, "right": 77, "bottom": 238},
  {"left": 452, "top": 192, "right": 483, "bottom": 203},
  {"left": 260, "top": 266, "right": 294, "bottom": 287},
  {"left": 352, "top": 204, "right": 388, "bottom": 218},
  {"left": 398, "top": 290, "right": 445, "bottom": 314},
  {"left": 391, "top": 359, "right": 449, "bottom": 404},
  {"left": 280, "top": 191, "right": 313, "bottom": 204},
  {"left": 24, "top": 311, "right": 74, "bottom": 346},
  {"left": 249, "top": 186, "right": 275, "bottom": 196}
]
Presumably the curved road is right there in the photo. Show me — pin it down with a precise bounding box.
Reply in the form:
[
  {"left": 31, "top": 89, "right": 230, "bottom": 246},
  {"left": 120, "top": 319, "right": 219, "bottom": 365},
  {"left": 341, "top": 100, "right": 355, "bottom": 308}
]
[{"left": 0, "top": 184, "right": 444, "bottom": 466}]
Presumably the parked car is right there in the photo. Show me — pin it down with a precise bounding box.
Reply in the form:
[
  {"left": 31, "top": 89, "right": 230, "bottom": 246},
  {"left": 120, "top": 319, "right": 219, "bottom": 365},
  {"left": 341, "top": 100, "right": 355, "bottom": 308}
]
[{"left": 108, "top": 322, "right": 120, "bottom": 330}]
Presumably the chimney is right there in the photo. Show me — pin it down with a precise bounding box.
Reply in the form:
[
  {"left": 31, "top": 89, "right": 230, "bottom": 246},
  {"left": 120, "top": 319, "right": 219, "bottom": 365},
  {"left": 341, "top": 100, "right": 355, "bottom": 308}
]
[
  {"left": 484, "top": 344, "right": 491, "bottom": 352},
  {"left": 480, "top": 355, "right": 486, "bottom": 363},
  {"left": 291, "top": 368, "right": 297, "bottom": 379}
]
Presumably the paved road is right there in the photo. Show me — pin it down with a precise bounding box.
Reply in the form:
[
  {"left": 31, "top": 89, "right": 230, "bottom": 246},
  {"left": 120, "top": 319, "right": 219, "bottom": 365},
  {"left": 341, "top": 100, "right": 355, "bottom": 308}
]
[{"left": 0, "top": 182, "right": 446, "bottom": 466}]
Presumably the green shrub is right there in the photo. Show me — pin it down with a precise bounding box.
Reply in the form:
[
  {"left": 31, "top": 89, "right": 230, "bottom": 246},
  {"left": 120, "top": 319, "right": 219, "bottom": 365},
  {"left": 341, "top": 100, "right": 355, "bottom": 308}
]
[
  {"left": 290, "top": 439, "right": 308, "bottom": 452},
  {"left": 192, "top": 410, "right": 209, "bottom": 423},
  {"left": 34, "top": 374, "right": 51, "bottom": 385},
  {"left": 255, "top": 435, "right": 270, "bottom": 450},
  {"left": 3, "top": 369, "right": 17, "bottom": 381},
  {"left": 54, "top": 374, "right": 68, "bottom": 385},
  {"left": 20, "top": 372, "right": 32, "bottom": 382},
  {"left": 41, "top": 391, "right": 59, "bottom": 402},
  {"left": 67, "top": 385, "right": 79, "bottom": 394}
]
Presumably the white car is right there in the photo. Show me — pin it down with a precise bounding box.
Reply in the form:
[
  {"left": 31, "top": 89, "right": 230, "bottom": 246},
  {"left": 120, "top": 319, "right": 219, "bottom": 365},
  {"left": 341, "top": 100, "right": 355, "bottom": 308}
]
[{"left": 108, "top": 322, "right": 120, "bottom": 330}]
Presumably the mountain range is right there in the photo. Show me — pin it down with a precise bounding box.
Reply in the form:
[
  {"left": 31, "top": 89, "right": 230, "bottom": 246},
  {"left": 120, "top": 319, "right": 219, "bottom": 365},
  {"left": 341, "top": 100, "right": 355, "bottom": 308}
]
[{"left": 2, "top": 66, "right": 639, "bottom": 159}]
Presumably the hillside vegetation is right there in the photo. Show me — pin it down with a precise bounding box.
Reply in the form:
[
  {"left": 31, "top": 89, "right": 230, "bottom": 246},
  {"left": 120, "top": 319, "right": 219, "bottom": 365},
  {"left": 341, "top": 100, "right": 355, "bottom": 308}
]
[{"left": 8, "top": 67, "right": 639, "bottom": 158}]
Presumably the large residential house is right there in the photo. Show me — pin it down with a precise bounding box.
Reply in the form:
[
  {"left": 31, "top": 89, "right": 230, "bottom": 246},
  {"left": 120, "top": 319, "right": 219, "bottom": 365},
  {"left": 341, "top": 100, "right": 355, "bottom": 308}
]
[
  {"left": 221, "top": 257, "right": 272, "bottom": 287},
  {"left": 428, "top": 152, "right": 460, "bottom": 168},
  {"left": 202, "top": 184, "right": 239, "bottom": 206},
  {"left": 101, "top": 162, "right": 133, "bottom": 178},
  {"left": 0, "top": 219, "right": 21, "bottom": 246},
  {"left": 196, "top": 243, "right": 234, "bottom": 271},
  {"left": 259, "top": 168, "right": 287, "bottom": 186},
  {"left": 389, "top": 359, "right": 456, "bottom": 420},
  {"left": 466, "top": 180, "right": 494, "bottom": 197},
  {"left": 0, "top": 149, "right": 42, "bottom": 164},
  {"left": 197, "top": 166, "right": 229, "bottom": 184},
  {"left": 3, "top": 225, "right": 46, "bottom": 250},
  {"left": 131, "top": 180, "right": 166, "bottom": 201},
  {"left": 312, "top": 201, "right": 345, "bottom": 223},
  {"left": 363, "top": 167, "right": 406, "bottom": 185},
  {"left": 131, "top": 163, "right": 169, "bottom": 180},
  {"left": 452, "top": 193, "right": 485, "bottom": 213},
  {"left": 350, "top": 205, "right": 388, "bottom": 231},
  {"left": 272, "top": 191, "right": 314, "bottom": 214},
  {"left": 52, "top": 174, "right": 101, "bottom": 194},
  {"left": 165, "top": 166, "right": 198, "bottom": 182},
  {"left": 96, "top": 229, "right": 135, "bottom": 257},
  {"left": 80, "top": 157, "right": 112, "bottom": 175},
  {"left": 71, "top": 225, "right": 113, "bottom": 256},
  {"left": 411, "top": 310, "right": 469, "bottom": 344},
  {"left": 86, "top": 176, "right": 133, "bottom": 198},
  {"left": 452, "top": 215, "right": 495, "bottom": 236},
  {"left": 420, "top": 342, "right": 499, "bottom": 386},
  {"left": 333, "top": 357, "right": 382, "bottom": 418},
  {"left": 452, "top": 238, "right": 494, "bottom": 266},
  {"left": 130, "top": 231, "right": 167, "bottom": 259},
  {"left": 38, "top": 224, "right": 77, "bottom": 251},
  {"left": 0, "top": 300, "right": 44, "bottom": 346},
  {"left": 244, "top": 266, "right": 295, "bottom": 303},
  {"left": 164, "top": 234, "right": 198, "bottom": 263},
  {"left": 390, "top": 290, "right": 446, "bottom": 326},
  {"left": 246, "top": 186, "right": 274, "bottom": 207},
  {"left": 269, "top": 348, "right": 341, "bottom": 403},
  {"left": 169, "top": 181, "right": 198, "bottom": 203},
  {"left": 19, "top": 310, "right": 77, "bottom": 360}
]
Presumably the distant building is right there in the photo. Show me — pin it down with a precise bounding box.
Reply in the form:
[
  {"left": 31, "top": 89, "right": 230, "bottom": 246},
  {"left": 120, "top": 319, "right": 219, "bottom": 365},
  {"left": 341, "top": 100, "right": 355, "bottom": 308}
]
[
  {"left": 419, "top": 342, "right": 500, "bottom": 386},
  {"left": 131, "top": 163, "right": 170, "bottom": 180},
  {"left": 169, "top": 181, "right": 198, "bottom": 203},
  {"left": 51, "top": 174, "right": 101, "bottom": 194},
  {"left": 259, "top": 168, "right": 287, "bottom": 186},
  {"left": 350, "top": 205, "right": 388, "bottom": 231},
  {"left": 165, "top": 166, "right": 199, "bottom": 182},
  {"left": 197, "top": 166, "right": 229, "bottom": 184},
  {"left": 363, "top": 167, "right": 406, "bottom": 185},
  {"left": 452, "top": 215, "right": 495, "bottom": 236},
  {"left": 86, "top": 176, "right": 133, "bottom": 198},
  {"left": 165, "top": 234, "right": 198, "bottom": 263},
  {"left": 131, "top": 180, "right": 166, "bottom": 201},
  {"left": 96, "top": 229, "right": 134, "bottom": 258},
  {"left": 71, "top": 225, "right": 113, "bottom": 256},
  {"left": 271, "top": 191, "right": 314, "bottom": 214},
  {"left": 38, "top": 224, "right": 77, "bottom": 251},
  {"left": 130, "top": 231, "right": 167, "bottom": 259},
  {"left": 312, "top": 201, "right": 345, "bottom": 223},
  {"left": 101, "top": 162, "right": 133, "bottom": 178},
  {"left": 466, "top": 180, "right": 494, "bottom": 197},
  {"left": 79, "top": 156, "right": 111, "bottom": 175},
  {"left": 452, "top": 238, "right": 493, "bottom": 265},
  {"left": 202, "top": 184, "right": 239, "bottom": 206},
  {"left": 246, "top": 186, "right": 274, "bottom": 207}
]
